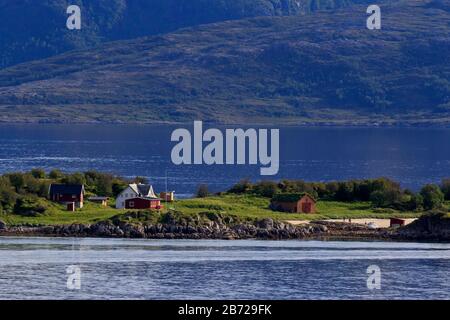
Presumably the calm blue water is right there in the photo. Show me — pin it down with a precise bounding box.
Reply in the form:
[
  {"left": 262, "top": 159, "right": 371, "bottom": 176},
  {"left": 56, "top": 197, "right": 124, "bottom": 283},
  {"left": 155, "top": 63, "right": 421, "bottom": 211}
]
[
  {"left": 0, "top": 238, "right": 448, "bottom": 300},
  {"left": 0, "top": 125, "right": 450, "bottom": 196}
]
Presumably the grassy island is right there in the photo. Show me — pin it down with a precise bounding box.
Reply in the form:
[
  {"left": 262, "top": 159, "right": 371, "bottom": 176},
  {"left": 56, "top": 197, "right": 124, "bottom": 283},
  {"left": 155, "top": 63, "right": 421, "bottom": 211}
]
[{"left": 0, "top": 170, "right": 449, "bottom": 227}]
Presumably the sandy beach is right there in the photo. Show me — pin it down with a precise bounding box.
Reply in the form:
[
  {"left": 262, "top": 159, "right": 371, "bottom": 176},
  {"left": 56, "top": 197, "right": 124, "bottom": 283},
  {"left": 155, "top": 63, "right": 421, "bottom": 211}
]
[{"left": 286, "top": 218, "right": 417, "bottom": 229}]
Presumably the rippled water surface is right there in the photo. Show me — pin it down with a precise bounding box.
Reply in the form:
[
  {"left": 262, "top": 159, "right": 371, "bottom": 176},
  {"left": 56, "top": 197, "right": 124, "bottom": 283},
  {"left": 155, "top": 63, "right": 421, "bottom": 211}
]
[
  {"left": 0, "top": 238, "right": 448, "bottom": 300},
  {"left": 1, "top": 125, "right": 450, "bottom": 196}
]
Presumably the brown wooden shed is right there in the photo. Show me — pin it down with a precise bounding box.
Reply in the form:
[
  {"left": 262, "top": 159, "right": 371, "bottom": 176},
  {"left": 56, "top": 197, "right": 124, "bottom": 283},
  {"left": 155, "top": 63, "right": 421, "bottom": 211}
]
[{"left": 270, "top": 193, "right": 317, "bottom": 214}]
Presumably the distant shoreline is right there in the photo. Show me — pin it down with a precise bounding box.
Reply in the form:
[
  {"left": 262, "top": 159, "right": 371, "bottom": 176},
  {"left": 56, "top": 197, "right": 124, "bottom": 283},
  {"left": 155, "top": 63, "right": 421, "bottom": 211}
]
[{"left": 1, "top": 119, "right": 450, "bottom": 128}]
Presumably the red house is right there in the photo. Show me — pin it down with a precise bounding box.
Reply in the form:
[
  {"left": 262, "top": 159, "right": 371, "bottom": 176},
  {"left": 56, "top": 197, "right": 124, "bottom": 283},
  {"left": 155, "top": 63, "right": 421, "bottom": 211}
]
[
  {"left": 270, "top": 193, "right": 317, "bottom": 214},
  {"left": 49, "top": 184, "right": 85, "bottom": 208},
  {"left": 125, "top": 197, "right": 162, "bottom": 210}
]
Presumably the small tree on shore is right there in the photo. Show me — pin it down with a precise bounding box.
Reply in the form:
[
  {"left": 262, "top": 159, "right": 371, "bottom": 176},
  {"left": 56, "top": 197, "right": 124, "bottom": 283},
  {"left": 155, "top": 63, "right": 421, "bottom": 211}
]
[
  {"left": 420, "top": 184, "right": 444, "bottom": 210},
  {"left": 196, "top": 184, "right": 209, "bottom": 198},
  {"left": 30, "top": 168, "right": 46, "bottom": 179},
  {"left": 49, "top": 169, "right": 63, "bottom": 179},
  {"left": 440, "top": 178, "right": 450, "bottom": 200}
]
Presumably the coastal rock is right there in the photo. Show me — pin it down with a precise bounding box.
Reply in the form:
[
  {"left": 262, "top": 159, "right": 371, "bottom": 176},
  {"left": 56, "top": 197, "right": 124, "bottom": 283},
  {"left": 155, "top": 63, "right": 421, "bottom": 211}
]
[
  {"left": 41, "top": 226, "right": 55, "bottom": 234},
  {"left": 6, "top": 215, "right": 446, "bottom": 241},
  {"left": 257, "top": 218, "right": 274, "bottom": 230},
  {"left": 396, "top": 213, "right": 450, "bottom": 241},
  {"left": 90, "top": 222, "right": 116, "bottom": 237},
  {"left": 256, "top": 228, "right": 270, "bottom": 239}
]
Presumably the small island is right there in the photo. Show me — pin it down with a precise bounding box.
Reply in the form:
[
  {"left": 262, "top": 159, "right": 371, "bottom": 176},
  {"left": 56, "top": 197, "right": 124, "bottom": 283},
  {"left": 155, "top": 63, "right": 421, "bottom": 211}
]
[{"left": 0, "top": 169, "right": 449, "bottom": 242}]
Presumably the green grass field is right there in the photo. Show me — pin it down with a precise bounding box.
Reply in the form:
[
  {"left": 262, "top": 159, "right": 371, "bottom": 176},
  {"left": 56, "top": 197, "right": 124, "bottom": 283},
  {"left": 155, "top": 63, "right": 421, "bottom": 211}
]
[{"left": 0, "top": 194, "right": 427, "bottom": 226}]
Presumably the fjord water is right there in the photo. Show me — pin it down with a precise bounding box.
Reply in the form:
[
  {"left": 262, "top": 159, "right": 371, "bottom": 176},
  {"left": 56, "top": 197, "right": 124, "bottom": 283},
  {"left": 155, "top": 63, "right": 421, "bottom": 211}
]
[
  {"left": 0, "top": 238, "right": 448, "bottom": 300},
  {"left": 1, "top": 125, "right": 450, "bottom": 196}
]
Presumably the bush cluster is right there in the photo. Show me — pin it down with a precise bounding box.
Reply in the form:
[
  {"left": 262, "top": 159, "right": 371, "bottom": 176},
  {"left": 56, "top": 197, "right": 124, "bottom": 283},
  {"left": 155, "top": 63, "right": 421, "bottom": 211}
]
[{"left": 228, "top": 178, "right": 447, "bottom": 211}]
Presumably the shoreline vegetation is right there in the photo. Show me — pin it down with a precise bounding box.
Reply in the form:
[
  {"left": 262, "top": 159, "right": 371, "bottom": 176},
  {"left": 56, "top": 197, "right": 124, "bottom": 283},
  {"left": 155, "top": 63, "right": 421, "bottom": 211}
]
[
  {"left": 4, "top": 114, "right": 450, "bottom": 129},
  {"left": 0, "top": 170, "right": 449, "bottom": 241}
]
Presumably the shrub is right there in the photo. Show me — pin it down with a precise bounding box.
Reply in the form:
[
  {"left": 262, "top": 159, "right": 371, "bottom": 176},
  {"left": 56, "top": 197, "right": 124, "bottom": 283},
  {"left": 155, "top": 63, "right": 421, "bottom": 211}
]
[
  {"left": 420, "top": 184, "right": 444, "bottom": 210},
  {"left": 49, "top": 169, "right": 63, "bottom": 179},
  {"left": 325, "top": 181, "right": 339, "bottom": 198},
  {"left": 0, "top": 187, "right": 18, "bottom": 213},
  {"left": 228, "top": 179, "right": 252, "bottom": 194},
  {"left": 196, "top": 184, "right": 209, "bottom": 198},
  {"left": 14, "top": 196, "right": 48, "bottom": 217},
  {"left": 370, "top": 189, "right": 400, "bottom": 208},
  {"left": 7, "top": 173, "right": 26, "bottom": 193},
  {"left": 85, "top": 171, "right": 114, "bottom": 196},
  {"left": 62, "top": 172, "right": 86, "bottom": 185},
  {"left": 403, "top": 193, "right": 424, "bottom": 211},
  {"left": 440, "top": 178, "right": 450, "bottom": 200},
  {"left": 30, "top": 168, "right": 46, "bottom": 179},
  {"left": 335, "top": 181, "right": 355, "bottom": 201},
  {"left": 252, "top": 181, "right": 279, "bottom": 198}
]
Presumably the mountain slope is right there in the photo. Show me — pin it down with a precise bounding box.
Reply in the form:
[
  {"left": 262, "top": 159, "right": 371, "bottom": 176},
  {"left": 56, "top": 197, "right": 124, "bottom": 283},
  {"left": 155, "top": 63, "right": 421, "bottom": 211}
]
[
  {"left": 0, "top": 0, "right": 449, "bottom": 125},
  {"left": 0, "top": 0, "right": 367, "bottom": 69}
]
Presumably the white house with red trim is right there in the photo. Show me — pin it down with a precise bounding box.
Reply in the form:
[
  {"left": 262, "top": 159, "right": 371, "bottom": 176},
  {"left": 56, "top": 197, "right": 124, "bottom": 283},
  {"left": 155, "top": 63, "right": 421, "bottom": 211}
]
[{"left": 115, "top": 183, "right": 157, "bottom": 209}]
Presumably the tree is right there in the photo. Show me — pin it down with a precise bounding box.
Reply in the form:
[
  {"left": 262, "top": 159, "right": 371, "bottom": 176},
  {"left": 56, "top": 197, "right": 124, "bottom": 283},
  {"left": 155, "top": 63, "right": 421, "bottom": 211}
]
[
  {"left": 62, "top": 172, "right": 86, "bottom": 185},
  {"left": 253, "top": 181, "right": 279, "bottom": 198},
  {"left": 440, "top": 178, "right": 450, "bottom": 200},
  {"left": 228, "top": 179, "right": 252, "bottom": 194},
  {"left": 325, "top": 181, "right": 339, "bottom": 198},
  {"left": 0, "top": 177, "right": 17, "bottom": 213},
  {"left": 420, "top": 184, "right": 444, "bottom": 210},
  {"left": 336, "top": 181, "right": 354, "bottom": 201},
  {"left": 134, "top": 176, "right": 149, "bottom": 184},
  {"left": 112, "top": 180, "right": 128, "bottom": 197},
  {"left": 84, "top": 171, "right": 113, "bottom": 196},
  {"left": 30, "top": 168, "right": 46, "bottom": 179},
  {"left": 49, "top": 169, "right": 63, "bottom": 179},
  {"left": 7, "top": 173, "right": 26, "bottom": 193},
  {"left": 404, "top": 193, "right": 423, "bottom": 211},
  {"left": 370, "top": 189, "right": 402, "bottom": 208},
  {"left": 196, "top": 184, "right": 209, "bottom": 198},
  {"left": 96, "top": 174, "right": 113, "bottom": 196}
]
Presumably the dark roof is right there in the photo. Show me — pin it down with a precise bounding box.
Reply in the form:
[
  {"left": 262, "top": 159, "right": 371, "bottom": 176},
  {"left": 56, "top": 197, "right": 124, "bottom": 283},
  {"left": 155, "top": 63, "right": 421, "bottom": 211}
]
[
  {"left": 137, "top": 184, "right": 151, "bottom": 196},
  {"left": 49, "top": 184, "right": 84, "bottom": 195},
  {"left": 271, "top": 193, "right": 316, "bottom": 203}
]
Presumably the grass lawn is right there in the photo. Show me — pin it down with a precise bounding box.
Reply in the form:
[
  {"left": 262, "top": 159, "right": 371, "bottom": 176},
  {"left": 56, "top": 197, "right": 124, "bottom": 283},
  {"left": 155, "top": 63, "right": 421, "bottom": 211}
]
[
  {"left": 0, "top": 194, "right": 427, "bottom": 226},
  {"left": 1, "top": 202, "right": 119, "bottom": 226},
  {"left": 173, "top": 195, "right": 424, "bottom": 220}
]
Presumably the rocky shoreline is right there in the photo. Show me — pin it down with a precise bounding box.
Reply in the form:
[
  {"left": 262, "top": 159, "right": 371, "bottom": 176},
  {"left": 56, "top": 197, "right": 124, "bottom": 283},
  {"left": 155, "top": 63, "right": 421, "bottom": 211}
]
[
  {"left": 0, "top": 214, "right": 448, "bottom": 242},
  {"left": 0, "top": 218, "right": 403, "bottom": 241}
]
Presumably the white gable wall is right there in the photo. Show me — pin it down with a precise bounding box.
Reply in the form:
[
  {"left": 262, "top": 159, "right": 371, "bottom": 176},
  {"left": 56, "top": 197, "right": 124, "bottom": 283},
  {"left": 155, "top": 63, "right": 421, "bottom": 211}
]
[{"left": 115, "top": 186, "right": 138, "bottom": 209}]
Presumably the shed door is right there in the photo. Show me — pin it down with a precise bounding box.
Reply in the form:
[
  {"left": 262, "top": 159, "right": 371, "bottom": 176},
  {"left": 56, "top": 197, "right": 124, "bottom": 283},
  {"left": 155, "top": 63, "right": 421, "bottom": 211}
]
[{"left": 301, "top": 202, "right": 312, "bottom": 213}]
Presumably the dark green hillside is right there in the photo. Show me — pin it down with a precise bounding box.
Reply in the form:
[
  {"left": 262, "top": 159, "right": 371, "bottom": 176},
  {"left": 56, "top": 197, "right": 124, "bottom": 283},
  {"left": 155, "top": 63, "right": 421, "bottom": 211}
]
[
  {"left": 0, "top": 0, "right": 448, "bottom": 125},
  {"left": 0, "top": 0, "right": 365, "bottom": 69}
]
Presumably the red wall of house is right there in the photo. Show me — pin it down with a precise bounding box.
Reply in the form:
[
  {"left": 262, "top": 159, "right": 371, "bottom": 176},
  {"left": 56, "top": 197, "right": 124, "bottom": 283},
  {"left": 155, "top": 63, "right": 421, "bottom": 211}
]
[
  {"left": 297, "top": 196, "right": 316, "bottom": 213},
  {"left": 125, "top": 198, "right": 161, "bottom": 210},
  {"left": 53, "top": 193, "right": 82, "bottom": 203}
]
